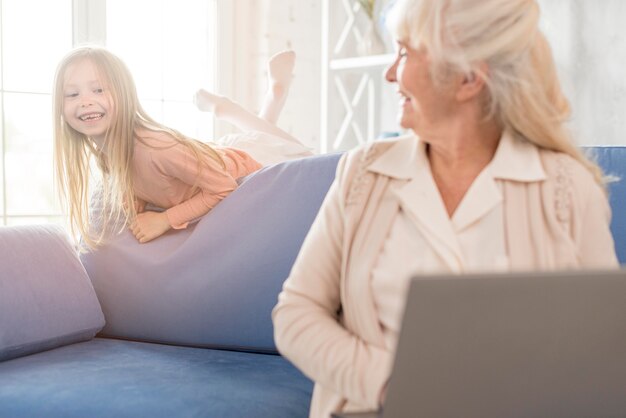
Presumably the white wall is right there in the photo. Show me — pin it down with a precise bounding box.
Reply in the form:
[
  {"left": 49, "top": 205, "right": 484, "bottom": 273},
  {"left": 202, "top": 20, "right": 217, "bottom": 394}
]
[
  {"left": 221, "top": 0, "right": 626, "bottom": 149},
  {"left": 538, "top": 0, "right": 626, "bottom": 145}
]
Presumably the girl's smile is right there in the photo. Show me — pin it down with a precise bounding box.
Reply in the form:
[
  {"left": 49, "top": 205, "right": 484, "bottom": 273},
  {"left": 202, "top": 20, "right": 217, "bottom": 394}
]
[{"left": 62, "top": 58, "right": 113, "bottom": 146}]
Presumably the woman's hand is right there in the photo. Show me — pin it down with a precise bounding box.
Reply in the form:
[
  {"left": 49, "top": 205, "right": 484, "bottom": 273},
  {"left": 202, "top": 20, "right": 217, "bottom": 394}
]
[{"left": 130, "top": 211, "right": 171, "bottom": 243}]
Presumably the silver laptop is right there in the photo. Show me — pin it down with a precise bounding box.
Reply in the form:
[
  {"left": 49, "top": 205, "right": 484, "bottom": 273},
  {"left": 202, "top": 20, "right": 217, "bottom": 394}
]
[{"left": 333, "top": 269, "right": 626, "bottom": 418}]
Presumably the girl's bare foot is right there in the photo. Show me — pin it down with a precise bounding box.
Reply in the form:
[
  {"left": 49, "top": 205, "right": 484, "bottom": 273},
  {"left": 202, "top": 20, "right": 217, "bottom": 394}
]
[{"left": 194, "top": 89, "right": 235, "bottom": 118}]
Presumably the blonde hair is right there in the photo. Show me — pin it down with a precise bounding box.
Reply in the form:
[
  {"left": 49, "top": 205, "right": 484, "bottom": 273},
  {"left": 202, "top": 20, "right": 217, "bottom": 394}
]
[
  {"left": 53, "top": 46, "right": 224, "bottom": 249},
  {"left": 387, "top": 0, "right": 605, "bottom": 185}
]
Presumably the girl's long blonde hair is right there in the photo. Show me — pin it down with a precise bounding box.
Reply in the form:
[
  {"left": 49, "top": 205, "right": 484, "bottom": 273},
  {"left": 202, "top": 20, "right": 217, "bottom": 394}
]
[
  {"left": 53, "top": 46, "right": 224, "bottom": 250},
  {"left": 387, "top": 0, "right": 605, "bottom": 185}
]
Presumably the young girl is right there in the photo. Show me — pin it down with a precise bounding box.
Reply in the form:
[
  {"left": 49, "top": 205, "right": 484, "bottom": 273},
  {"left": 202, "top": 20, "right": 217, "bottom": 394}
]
[{"left": 53, "top": 46, "right": 312, "bottom": 248}]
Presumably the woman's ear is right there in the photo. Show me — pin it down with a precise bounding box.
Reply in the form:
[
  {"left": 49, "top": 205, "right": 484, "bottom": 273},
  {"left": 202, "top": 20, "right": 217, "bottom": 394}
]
[{"left": 456, "top": 62, "right": 488, "bottom": 102}]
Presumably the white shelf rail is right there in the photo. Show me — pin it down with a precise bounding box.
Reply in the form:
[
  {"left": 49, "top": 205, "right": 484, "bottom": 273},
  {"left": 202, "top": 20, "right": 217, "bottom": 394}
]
[{"left": 320, "top": 0, "right": 394, "bottom": 153}]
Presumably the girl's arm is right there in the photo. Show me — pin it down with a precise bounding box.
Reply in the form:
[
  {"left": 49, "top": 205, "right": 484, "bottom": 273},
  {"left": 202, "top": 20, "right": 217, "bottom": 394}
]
[
  {"left": 162, "top": 160, "right": 237, "bottom": 230},
  {"left": 158, "top": 144, "right": 238, "bottom": 224},
  {"left": 131, "top": 144, "right": 238, "bottom": 243}
]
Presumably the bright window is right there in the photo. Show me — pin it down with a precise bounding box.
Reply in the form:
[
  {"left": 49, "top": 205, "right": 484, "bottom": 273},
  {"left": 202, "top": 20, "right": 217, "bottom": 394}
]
[
  {"left": 0, "top": 0, "right": 218, "bottom": 226},
  {"left": 106, "top": 0, "right": 217, "bottom": 140},
  {"left": 0, "top": 0, "right": 72, "bottom": 226}
]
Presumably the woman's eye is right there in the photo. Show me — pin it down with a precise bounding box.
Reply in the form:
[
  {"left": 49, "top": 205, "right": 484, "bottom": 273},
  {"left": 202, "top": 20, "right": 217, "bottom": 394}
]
[
  {"left": 398, "top": 47, "right": 407, "bottom": 58},
  {"left": 94, "top": 88, "right": 104, "bottom": 94},
  {"left": 64, "top": 92, "right": 78, "bottom": 98}
]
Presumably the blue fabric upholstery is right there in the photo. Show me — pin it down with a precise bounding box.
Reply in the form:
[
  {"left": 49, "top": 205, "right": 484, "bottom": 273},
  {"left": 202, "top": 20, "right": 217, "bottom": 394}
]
[
  {"left": 0, "top": 337, "right": 312, "bottom": 418},
  {"left": 80, "top": 153, "right": 342, "bottom": 353},
  {"left": 587, "top": 146, "right": 626, "bottom": 263}
]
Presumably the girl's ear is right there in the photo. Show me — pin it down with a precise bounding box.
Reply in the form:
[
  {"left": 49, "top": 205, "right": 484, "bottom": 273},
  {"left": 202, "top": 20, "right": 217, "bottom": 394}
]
[{"left": 456, "top": 62, "right": 488, "bottom": 102}]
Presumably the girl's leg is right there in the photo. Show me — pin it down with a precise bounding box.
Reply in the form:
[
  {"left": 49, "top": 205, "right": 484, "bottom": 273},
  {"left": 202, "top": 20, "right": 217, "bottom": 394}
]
[
  {"left": 258, "top": 50, "right": 295, "bottom": 124},
  {"left": 194, "top": 50, "right": 299, "bottom": 143},
  {"left": 194, "top": 89, "right": 300, "bottom": 143}
]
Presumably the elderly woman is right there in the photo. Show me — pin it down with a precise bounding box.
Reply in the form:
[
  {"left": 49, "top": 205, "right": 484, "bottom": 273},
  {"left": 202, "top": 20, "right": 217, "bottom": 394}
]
[{"left": 272, "top": 0, "right": 618, "bottom": 416}]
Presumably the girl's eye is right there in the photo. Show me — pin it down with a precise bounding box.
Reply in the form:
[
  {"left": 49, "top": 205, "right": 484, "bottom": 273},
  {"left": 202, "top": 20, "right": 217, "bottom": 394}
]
[
  {"left": 398, "top": 47, "right": 408, "bottom": 58},
  {"left": 64, "top": 92, "right": 78, "bottom": 98},
  {"left": 94, "top": 88, "right": 104, "bottom": 94}
]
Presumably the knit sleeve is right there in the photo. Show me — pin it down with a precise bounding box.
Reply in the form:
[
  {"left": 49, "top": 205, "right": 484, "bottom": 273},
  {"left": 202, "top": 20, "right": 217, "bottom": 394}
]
[{"left": 152, "top": 144, "right": 238, "bottom": 229}]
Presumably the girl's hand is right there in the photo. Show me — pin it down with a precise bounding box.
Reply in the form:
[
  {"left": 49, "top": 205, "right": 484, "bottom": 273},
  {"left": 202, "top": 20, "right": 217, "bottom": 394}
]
[
  {"left": 134, "top": 198, "right": 147, "bottom": 213},
  {"left": 123, "top": 197, "right": 147, "bottom": 213},
  {"left": 130, "top": 211, "right": 171, "bottom": 243}
]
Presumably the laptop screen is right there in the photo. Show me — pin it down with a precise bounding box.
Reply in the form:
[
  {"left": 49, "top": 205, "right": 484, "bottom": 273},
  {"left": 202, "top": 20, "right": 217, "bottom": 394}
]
[{"left": 383, "top": 269, "right": 626, "bottom": 418}]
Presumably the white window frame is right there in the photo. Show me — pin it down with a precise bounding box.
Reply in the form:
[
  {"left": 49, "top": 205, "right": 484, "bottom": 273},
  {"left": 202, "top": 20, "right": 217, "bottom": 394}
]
[
  {"left": 73, "top": 0, "right": 234, "bottom": 133},
  {"left": 210, "top": 0, "right": 236, "bottom": 138},
  {"left": 72, "top": 0, "right": 105, "bottom": 45}
]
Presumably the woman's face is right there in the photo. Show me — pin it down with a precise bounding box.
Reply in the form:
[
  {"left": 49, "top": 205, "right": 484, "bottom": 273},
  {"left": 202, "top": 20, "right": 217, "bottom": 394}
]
[
  {"left": 385, "top": 41, "right": 457, "bottom": 136},
  {"left": 62, "top": 58, "right": 113, "bottom": 146}
]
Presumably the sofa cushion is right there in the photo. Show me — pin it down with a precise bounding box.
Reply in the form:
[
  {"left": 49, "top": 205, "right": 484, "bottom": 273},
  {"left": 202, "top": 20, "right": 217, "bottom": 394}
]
[
  {"left": 0, "top": 337, "right": 312, "bottom": 418},
  {"left": 0, "top": 225, "right": 105, "bottom": 362},
  {"left": 81, "top": 153, "right": 342, "bottom": 353}
]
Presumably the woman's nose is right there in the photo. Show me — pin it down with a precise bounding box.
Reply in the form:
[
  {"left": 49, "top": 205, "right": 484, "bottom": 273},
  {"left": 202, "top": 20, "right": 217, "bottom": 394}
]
[{"left": 385, "top": 59, "right": 398, "bottom": 83}]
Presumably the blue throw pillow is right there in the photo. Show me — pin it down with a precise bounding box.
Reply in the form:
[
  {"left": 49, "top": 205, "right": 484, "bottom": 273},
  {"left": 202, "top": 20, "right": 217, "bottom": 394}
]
[
  {"left": 0, "top": 225, "right": 105, "bottom": 362},
  {"left": 81, "top": 153, "right": 341, "bottom": 353}
]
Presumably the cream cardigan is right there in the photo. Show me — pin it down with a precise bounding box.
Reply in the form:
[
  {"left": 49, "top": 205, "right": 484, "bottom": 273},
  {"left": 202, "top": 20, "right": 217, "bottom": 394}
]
[{"left": 272, "top": 135, "right": 618, "bottom": 418}]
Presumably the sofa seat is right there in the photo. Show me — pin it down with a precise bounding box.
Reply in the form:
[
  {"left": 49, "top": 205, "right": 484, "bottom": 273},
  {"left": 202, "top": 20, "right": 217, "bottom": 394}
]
[{"left": 0, "top": 337, "right": 312, "bottom": 418}]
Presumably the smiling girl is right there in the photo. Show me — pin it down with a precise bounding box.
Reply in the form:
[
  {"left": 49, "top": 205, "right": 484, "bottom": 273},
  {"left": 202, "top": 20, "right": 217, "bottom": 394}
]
[{"left": 53, "top": 46, "right": 311, "bottom": 248}]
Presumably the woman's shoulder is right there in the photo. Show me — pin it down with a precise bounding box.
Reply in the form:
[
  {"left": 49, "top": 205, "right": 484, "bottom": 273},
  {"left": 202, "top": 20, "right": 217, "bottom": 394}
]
[
  {"left": 334, "top": 134, "right": 415, "bottom": 205},
  {"left": 339, "top": 134, "right": 415, "bottom": 174},
  {"left": 538, "top": 148, "right": 600, "bottom": 188},
  {"left": 537, "top": 148, "right": 608, "bottom": 220}
]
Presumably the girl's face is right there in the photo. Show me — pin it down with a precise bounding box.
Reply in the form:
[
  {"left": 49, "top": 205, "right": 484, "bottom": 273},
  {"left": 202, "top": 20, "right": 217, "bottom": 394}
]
[
  {"left": 385, "top": 41, "right": 457, "bottom": 136},
  {"left": 62, "top": 58, "right": 113, "bottom": 146}
]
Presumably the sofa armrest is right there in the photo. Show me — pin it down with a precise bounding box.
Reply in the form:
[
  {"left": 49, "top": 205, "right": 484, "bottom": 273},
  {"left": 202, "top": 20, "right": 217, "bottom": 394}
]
[{"left": 0, "top": 225, "right": 105, "bottom": 362}]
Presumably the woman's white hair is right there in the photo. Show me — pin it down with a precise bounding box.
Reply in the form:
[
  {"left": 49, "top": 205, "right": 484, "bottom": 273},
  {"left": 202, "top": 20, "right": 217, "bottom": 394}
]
[{"left": 387, "top": 0, "right": 605, "bottom": 185}]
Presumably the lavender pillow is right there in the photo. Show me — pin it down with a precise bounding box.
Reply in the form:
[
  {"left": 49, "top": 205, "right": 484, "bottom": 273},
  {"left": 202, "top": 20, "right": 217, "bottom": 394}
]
[
  {"left": 0, "top": 225, "right": 105, "bottom": 362},
  {"left": 81, "top": 153, "right": 341, "bottom": 353}
]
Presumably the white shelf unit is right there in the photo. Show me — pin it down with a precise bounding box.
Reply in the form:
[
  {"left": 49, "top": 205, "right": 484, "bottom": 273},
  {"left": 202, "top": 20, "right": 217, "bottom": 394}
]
[
  {"left": 329, "top": 54, "right": 395, "bottom": 70},
  {"left": 320, "top": 0, "right": 395, "bottom": 153}
]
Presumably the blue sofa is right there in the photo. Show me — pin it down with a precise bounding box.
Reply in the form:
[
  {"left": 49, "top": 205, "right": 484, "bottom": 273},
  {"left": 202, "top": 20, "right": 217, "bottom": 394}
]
[
  {"left": 594, "top": 146, "right": 626, "bottom": 263},
  {"left": 0, "top": 152, "right": 342, "bottom": 418},
  {"left": 0, "top": 146, "right": 624, "bottom": 418}
]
